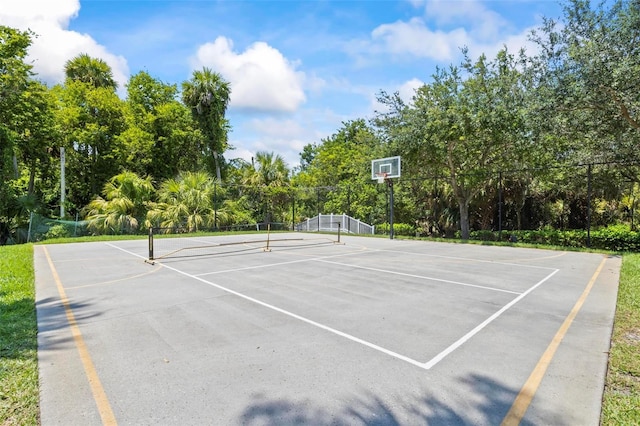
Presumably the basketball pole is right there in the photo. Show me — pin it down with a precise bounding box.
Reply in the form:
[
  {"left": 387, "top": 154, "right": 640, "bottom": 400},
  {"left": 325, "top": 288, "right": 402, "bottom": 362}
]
[{"left": 388, "top": 177, "right": 394, "bottom": 240}]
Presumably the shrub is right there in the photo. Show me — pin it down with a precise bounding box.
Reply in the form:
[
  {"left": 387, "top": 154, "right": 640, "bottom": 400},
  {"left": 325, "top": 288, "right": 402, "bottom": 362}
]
[
  {"left": 43, "top": 224, "right": 70, "bottom": 240},
  {"left": 376, "top": 222, "right": 416, "bottom": 236},
  {"left": 468, "top": 226, "right": 640, "bottom": 251}
]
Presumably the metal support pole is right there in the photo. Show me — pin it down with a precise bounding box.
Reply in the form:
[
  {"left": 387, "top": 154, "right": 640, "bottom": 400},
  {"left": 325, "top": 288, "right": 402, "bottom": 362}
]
[
  {"left": 498, "top": 171, "right": 503, "bottom": 240},
  {"left": 291, "top": 193, "right": 295, "bottom": 231},
  {"left": 587, "top": 164, "right": 592, "bottom": 248},
  {"left": 213, "top": 182, "right": 218, "bottom": 231},
  {"left": 347, "top": 186, "right": 351, "bottom": 232},
  {"left": 388, "top": 178, "right": 395, "bottom": 240},
  {"left": 60, "top": 147, "right": 65, "bottom": 218},
  {"left": 433, "top": 176, "right": 438, "bottom": 235}
]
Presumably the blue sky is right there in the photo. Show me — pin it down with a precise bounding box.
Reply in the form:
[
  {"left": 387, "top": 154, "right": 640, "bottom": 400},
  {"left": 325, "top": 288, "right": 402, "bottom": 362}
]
[{"left": 1, "top": 0, "right": 563, "bottom": 168}]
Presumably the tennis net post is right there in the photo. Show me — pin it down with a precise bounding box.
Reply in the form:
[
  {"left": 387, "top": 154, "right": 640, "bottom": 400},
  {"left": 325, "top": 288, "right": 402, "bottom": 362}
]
[
  {"left": 264, "top": 222, "right": 272, "bottom": 252},
  {"left": 148, "top": 226, "right": 154, "bottom": 261}
]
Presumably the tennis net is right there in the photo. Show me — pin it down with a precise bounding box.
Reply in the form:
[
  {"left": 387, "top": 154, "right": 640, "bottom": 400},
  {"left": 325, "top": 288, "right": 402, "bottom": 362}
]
[{"left": 147, "top": 223, "right": 341, "bottom": 261}]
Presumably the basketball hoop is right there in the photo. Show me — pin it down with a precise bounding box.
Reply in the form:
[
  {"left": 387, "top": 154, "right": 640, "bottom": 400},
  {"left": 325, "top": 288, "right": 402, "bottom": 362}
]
[{"left": 376, "top": 172, "right": 388, "bottom": 184}]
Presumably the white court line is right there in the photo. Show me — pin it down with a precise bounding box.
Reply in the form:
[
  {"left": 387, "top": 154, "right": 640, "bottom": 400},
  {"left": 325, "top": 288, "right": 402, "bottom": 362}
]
[
  {"left": 373, "top": 247, "right": 561, "bottom": 270},
  {"left": 154, "top": 255, "right": 430, "bottom": 369},
  {"left": 106, "top": 242, "right": 148, "bottom": 260},
  {"left": 194, "top": 249, "right": 367, "bottom": 277},
  {"left": 105, "top": 242, "right": 560, "bottom": 370},
  {"left": 318, "top": 259, "right": 522, "bottom": 295},
  {"left": 422, "top": 268, "right": 559, "bottom": 369}
]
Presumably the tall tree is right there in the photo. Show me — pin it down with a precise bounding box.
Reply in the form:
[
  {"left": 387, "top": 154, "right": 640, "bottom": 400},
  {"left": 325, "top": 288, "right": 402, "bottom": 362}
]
[
  {"left": 240, "top": 151, "right": 290, "bottom": 223},
  {"left": 13, "top": 81, "right": 59, "bottom": 197},
  {"left": 119, "top": 71, "right": 204, "bottom": 181},
  {"left": 295, "top": 120, "right": 381, "bottom": 222},
  {"left": 375, "top": 48, "right": 530, "bottom": 239},
  {"left": 531, "top": 0, "right": 640, "bottom": 160},
  {"left": 181, "top": 68, "right": 231, "bottom": 180},
  {"left": 0, "top": 26, "right": 34, "bottom": 243},
  {"left": 64, "top": 53, "right": 117, "bottom": 90},
  {"left": 54, "top": 71, "right": 126, "bottom": 214}
]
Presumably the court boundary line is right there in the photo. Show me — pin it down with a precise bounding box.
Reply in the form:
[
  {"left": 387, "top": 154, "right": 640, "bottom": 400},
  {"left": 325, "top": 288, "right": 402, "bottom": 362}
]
[
  {"left": 501, "top": 256, "right": 607, "bottom": 425},
  {"left": 151, "top": 258, "right": 432, "bottom": 369},
  {"left": 106, "top": 242, "right": 563, "bottom": 370},
  {"left": 423, "top": 268, "right": 559, "bottom": 369},
  {"left": 194, "top": 248, "right": 368, "bottom": 277},
  {"left": 42, "top": 246, "right": 118, "bottom": 426},
  {"left": 372, "top": 247, "right": 562, "bottom": 271},
  {"left": 318, "top": 259, "right": 522, "bottom": 295}
]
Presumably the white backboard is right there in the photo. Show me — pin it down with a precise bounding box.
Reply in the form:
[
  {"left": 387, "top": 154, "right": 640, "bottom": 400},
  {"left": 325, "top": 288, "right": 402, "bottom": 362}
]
[{"left": 371, "top": 156, "right": 401, "bottom": 180}]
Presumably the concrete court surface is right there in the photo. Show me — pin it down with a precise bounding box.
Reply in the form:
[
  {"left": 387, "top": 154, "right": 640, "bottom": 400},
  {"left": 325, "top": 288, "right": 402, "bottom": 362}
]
[{"left": 34, "top": 234, "right": 620, "bottom": 425}]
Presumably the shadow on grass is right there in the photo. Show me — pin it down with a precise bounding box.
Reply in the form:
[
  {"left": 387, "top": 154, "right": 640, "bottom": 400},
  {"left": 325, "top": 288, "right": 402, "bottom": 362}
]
[
  {"left": 239, "top": 373, "right": 547, "bottom": 426},
  {"left": 0, "top": 296, "right": 38, "bottom": 359}
]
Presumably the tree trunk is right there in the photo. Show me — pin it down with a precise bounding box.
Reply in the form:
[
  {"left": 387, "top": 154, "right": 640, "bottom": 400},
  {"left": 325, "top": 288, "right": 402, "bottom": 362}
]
[
  {"left": 28, "top": 159, "right": 37, "bottom": 195},
  {"left": 458, "top": 198, "right": 470, "bottom": 240},
  {"left": 213, "top": 150, "right": 221, "bottom": 181},
  {"left": 12, "top": 154, "right": 19, "bottom": 179}
]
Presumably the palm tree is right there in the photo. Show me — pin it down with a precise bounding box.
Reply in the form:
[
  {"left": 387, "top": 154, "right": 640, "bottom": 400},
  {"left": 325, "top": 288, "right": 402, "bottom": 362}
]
[
  {"left": 147, "top": 171, "right": 230, "bottom": 232},
  {"left": 85, "top": 171, "right": 154, "bottom": 234},
  {"left": 64, "top": 53, "right": 117, "bottom": 90},
  {"left": 243, "top": 152, "right": 290, "bottom": 187},
  {"left": 181, "top": 68, "right": 231, "bottom": 180},
  {"left": 241, "top": 151, "right": 290, "bottom": 223}
]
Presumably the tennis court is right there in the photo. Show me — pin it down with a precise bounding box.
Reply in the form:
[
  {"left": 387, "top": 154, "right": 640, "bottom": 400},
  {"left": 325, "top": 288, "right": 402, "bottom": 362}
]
[{"left": 35, "top": 233, "right": 620, "bottom": 425}]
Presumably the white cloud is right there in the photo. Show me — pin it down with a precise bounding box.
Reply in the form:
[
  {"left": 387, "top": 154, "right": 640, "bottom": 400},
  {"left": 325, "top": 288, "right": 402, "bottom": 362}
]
[
  {"left": 371, "top": 17, "right": 469, "bottom": 61},
  {"left": 424, "top": 0, "right": 509, "bottom": 39},
  {"left": 0, "top": 0, "right": 129, "bottom": 90},
  {"left": 192, "top": 37, "right": 307, "bottom": 113},
  {"left": 362, "top": 0, "right": 535, "bottom": 63},
  {"left": 228, "top": 113, "right": 338, "bottom": 168},
  {"left": 398, "top": 78, "right": 424, "bottom": 104}
]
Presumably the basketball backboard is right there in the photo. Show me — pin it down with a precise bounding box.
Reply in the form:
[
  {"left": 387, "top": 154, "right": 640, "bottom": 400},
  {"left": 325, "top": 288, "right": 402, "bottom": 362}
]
[{"left": 371, "top": 156, "right": 401, "bottom": 181}]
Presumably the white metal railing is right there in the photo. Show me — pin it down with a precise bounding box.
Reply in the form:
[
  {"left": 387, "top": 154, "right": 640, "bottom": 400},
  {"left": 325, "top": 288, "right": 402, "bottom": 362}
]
[{"left": 294, "top": 213, "right": 374, "bottom": 235}]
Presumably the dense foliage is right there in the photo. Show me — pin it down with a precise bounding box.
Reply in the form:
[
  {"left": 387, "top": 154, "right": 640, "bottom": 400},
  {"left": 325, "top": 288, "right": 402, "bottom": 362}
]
[{"left": 1, "top": 0, "right": 639, "bottom": 247}]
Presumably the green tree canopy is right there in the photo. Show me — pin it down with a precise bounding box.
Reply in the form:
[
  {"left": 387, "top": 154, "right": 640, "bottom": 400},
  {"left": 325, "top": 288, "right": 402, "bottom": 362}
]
[
  {"left": 0, "top": 26, "right": 34, "bottom": 244},
  {"left": 85, "top": 171, "right": 154, "bottom": 234},
  {"left": 531, "top": 0, "right": 640, "bottom": 160},
  {"left": 181, "top": 68, "right": 231, "bottom": 180},
  {"left": 375, "top": 48, "right": 530, "bottom": 238},
  {"left": 119, "top": 71, "right": 204, "bottom": 181},
  {"left": 64, "top": 53, "right": 117, "bottom": 90}
]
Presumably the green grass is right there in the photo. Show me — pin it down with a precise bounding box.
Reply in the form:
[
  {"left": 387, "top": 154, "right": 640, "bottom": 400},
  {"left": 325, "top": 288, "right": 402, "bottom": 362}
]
[
  {"left": 0, "top": 237, "right": 638, "bottom": 424},
  {"left": 601, "top": 253, "right": 640, "bottom": 425},
  {"left": 0, "top": 244, "right": 39, "bottom": 426}
]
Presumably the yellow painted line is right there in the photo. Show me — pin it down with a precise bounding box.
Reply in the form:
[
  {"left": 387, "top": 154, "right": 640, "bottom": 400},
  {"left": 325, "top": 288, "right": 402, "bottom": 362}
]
[
  {"left": 67, "top": 267, "right": 161, "bottom": 290},
  {"left": 501, "top": 256, "right": 607, "bottom": 426},
  {"left": 42, "top": 246, "right": 118, "bottom": 426}
]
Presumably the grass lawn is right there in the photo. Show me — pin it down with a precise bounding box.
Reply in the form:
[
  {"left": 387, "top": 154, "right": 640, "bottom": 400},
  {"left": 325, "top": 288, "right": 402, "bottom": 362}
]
[
  {"left": 0, "top": 244, "right": 39, "bottom": 425},
  {"left": 601, "top": 253, "right": 640, "bottom": 424},
  {"left": 0, "top": 241, "right": 638, "bottom": 424}
]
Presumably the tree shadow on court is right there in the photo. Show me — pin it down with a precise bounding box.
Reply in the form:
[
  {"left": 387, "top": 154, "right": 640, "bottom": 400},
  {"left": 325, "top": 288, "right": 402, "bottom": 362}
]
[
  {"left": 239, "top": 373, "right": 551, "bottom": 425},
  {"left": 34, "top": 296, "right": 104, "bottom": 349}
]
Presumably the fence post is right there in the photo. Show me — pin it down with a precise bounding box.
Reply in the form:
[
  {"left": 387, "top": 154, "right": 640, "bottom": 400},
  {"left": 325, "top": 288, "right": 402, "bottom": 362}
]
[
  {"left": 214, "top": 181, "right": 218, "bottom": 231},
  {"left": 498, "top": 171, "right": 503, "bottom": 241},
  {"left": 291, "top": 193, "right": 295, "bottom": 231},
  {"left": 587, "top": 163, "right": 592, "bottom": 248}
]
